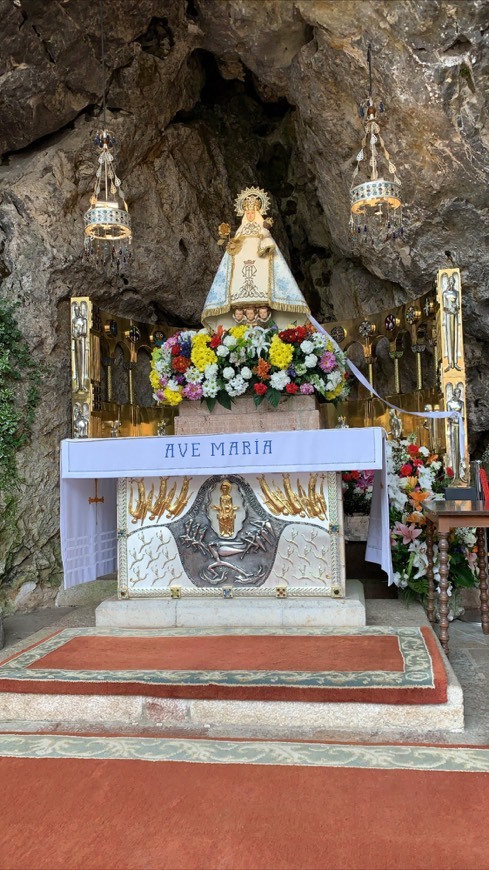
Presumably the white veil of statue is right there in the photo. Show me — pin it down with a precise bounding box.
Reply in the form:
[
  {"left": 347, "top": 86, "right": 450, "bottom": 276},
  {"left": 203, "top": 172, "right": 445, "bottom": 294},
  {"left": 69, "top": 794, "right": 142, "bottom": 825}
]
[{"left": 201, "top": 186, "right": 311, "bottom": 332}]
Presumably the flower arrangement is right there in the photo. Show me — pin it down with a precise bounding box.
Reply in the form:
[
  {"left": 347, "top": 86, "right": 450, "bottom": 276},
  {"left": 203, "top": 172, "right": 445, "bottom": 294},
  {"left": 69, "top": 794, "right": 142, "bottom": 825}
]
[
  {"left": 150, "top": 324, "right": 349, "bottom": 411},
  {"left": 341, "top": 470, "right": 375, "bottom": 516},
  {"left": 387, "top": 437, "right": 477, "bottom": 604}
]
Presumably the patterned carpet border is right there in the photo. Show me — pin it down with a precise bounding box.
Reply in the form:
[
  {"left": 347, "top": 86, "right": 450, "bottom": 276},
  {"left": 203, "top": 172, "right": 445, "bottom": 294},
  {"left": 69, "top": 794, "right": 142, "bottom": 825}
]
[
  {"left": 0, "top": 626, "right": 436, "bottom": 690},
  {"left": 0, "top": 734, "right": 487, "bottom": 772}
]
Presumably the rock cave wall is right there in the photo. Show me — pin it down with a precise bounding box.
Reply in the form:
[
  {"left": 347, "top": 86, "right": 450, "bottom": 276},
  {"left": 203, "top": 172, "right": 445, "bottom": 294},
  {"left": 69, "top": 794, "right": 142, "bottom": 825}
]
[{"left": 0, "top": 0, "right": 488, "bottom": 609}]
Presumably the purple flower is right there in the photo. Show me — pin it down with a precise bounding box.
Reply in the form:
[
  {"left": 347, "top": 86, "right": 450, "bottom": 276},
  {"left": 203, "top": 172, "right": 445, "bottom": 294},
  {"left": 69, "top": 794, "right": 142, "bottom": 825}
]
[
  {"left": 165, "top": 335, "right": 179, "bottom": 348},
  {"left": 156, "top": 389, "right": 166, "bottom": 401},
  {"left": 300, "top": 382, "right": 314, "bottom": 394},
  {"left": 183, "top": 383, "right": 203, "bottom": 400},
  {"left": 180, "top": 339, "right": 192, "bottom": 358},
  {"left": 175, "top": 374, "right": 186, "bottom": 385},
  {"left": 287, "top": 365, "right": 297, "bottom": 378},
  {"left": 319, "top": 351, "right": 336, "bottom": 373}
]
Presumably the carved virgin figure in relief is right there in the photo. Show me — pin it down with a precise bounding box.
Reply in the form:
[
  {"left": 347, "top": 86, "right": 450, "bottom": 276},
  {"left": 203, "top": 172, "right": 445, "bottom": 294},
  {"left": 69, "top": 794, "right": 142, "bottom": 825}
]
[
  {"left": 201, "top": 187, "right": 311, "bottom": 332},
  {"left": 442, "top": 272, "right": 461, "bottom": 372},
  {"left": 211, "top": 480, "right": 239, "bottom": 538}
]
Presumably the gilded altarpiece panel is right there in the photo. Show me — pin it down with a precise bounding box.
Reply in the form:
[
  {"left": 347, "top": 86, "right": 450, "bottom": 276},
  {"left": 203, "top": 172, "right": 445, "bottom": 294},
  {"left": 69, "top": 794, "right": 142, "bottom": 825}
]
[{"left": 117, "top": 472, "right": 345, "bottom": 599}]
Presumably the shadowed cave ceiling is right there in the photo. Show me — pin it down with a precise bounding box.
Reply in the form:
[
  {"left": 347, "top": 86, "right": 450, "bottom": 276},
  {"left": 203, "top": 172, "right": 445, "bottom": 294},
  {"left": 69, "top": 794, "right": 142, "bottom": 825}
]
[{"left": 0, "top": 0, "right": 488, "bottom": 599}]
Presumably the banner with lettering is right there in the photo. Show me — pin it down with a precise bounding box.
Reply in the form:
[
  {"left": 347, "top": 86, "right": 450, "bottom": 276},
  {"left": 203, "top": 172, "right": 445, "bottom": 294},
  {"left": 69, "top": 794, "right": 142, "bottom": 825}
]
[{"left": 61, "top": 428, "right": 384, "bottom": 479}]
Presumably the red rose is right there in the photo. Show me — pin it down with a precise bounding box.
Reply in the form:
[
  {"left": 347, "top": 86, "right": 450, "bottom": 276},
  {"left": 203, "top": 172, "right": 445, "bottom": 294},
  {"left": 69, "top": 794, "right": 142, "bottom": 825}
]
[
  {"left": 172, "top": 355, "right": 190, "bottom": 373},
  {"left": 285, "top": 382, "right": 299, "bottom": 394},
  {"left": 296, "top": 326, "right": 307, "bottom": 341},
  {"left": 254, "top": 383, "right": 268, "bottom": 395},
  {"left": 342, "top": 473, "right": 351, "bottom": 482},
  {"left": 171, "top": 345, "right": 181, "bottom": 356},
  {"left": 446, "top": 467, "right": 454, "bottom": 478},
  {"left": 350, "top": 470, "right": 360, "bottom": 480},
  {"left": 407, "top": 444, "right": 419, "bottom": 457},
  {"left": 400, "top": 463, "right": 413, "bottom": 477},
  {"left": 412, "top": 458, "right": 423, "bottom": 467},
  {"left": 209, "top": 335, "right": 221, "bottom": 349}
]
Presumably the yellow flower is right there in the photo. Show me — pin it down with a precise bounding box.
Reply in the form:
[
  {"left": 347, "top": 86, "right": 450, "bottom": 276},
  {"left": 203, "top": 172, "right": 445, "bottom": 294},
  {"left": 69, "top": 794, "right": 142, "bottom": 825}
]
[
  {"left": 150, "top": 369, "right": 161, "bottom": 390},
  {"left": 230, "top": 325, "right": 248, "bottom": 340},
  {"left": 325, "top": 383, "right": 345, "bottom": 401},
  {"left": 192, "top": 334, "right": 211, "bottom": 349},
  {"left": 191, "top": 346, "right": 217, "bottom": 371},
  {"left": 269, "top": 335, "right": 293, "bottom": 370},
  {"left": 163, "top": 387, "right": 183, "bottom": 406}
]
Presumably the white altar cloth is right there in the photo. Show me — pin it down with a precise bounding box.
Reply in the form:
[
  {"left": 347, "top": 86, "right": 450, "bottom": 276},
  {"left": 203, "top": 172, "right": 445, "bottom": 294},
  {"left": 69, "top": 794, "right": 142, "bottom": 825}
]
[{"left": 60, "top": 427, "right": 392, "bottom": 588}]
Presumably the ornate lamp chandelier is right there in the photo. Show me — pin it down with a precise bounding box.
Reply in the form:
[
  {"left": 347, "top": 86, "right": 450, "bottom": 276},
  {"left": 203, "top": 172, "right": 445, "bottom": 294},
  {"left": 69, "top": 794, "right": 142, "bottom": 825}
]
[
  {"left": 349, "top": 45, "right": 403, "bottom": 247},
  {"left": 83, "top": 0, "right": 132, "bottom": 272}
]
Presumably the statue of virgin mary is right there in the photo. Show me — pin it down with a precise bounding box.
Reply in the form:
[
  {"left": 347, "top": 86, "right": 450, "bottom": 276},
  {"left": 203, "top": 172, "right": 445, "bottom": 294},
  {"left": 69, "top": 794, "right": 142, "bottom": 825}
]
[{"left": 201, "top": 187, "right": 311, "bottom": 333}]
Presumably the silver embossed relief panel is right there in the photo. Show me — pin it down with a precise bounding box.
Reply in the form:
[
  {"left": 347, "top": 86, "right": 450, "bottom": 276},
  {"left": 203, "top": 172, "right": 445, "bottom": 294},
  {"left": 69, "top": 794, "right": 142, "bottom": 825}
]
[{"left": 117, "top": 472, "right": 345, "bottom": 599}]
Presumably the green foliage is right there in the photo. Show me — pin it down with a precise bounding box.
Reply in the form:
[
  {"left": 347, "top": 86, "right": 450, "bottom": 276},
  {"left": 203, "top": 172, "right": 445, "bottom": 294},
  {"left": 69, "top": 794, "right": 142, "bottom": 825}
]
[
  {"left": 217, "top": 391, "right": 232, "bottom": 411},
  {"left": 0, "top": 301, "right": 41, "bottom": 491}
]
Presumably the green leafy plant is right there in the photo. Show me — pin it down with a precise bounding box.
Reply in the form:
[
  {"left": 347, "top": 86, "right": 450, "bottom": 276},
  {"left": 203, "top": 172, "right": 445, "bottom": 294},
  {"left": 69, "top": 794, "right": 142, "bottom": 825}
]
[{"left": 0, "top": 301, "right": 41, "bottom": 491}]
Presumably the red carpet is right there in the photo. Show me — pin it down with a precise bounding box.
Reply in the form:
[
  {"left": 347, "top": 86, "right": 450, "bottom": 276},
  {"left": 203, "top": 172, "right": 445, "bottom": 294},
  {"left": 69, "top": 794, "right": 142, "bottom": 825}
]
[
  {"left": 0, "top": 626, "right": 447, "bottom": 704},
  {"left": 0, "top": 734, "right": 487, "bottom": 869}
]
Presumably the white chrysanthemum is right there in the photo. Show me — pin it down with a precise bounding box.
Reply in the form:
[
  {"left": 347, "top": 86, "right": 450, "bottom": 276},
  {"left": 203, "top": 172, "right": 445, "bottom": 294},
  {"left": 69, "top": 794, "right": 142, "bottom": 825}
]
[
  {"left": 241, "top": 366, "right": 252, "bottom": 380},
  {"left": 326, "top": 369, "right": 342, "bottom": 389},
  {"left": 185, "top": 366, "right": 204, "bottom": 384},
  {"left": 270, "top": 370, "right": 290, "bottom": 390},
  {"left": 311, "top": 333, "right": 327, "bottom": 350},
  {"left": 226, "top": 375, "right": 247, "bottom": 397},
  {"left": 223, "top": 335, "right": 237, "bottom": 348},
  {"left": 300, "top": 340, "right": 314, "bottom": 354},
  {"left": 202, "top": 379, "right": 219, "bottom": 397},
  {"left": 216, "top": 345, "right": 229, "bottom": 357},
  {"left": 223, "top": 366, "right": 235, "bottom": 380},
  {"left": 418, "top": 446, "right": 430, "bottom": 457},
  {"left": 204, "top": 363, "right": 218, "bottom": 379},
  {"left": 304, "top": 353, "right": 318, "bottom": 369},
  {"left": 167, "top": 379, "right": 180, "bottom": 392},
  {"left": 229, "top": 352, "right": 238, "bottom": 364}
]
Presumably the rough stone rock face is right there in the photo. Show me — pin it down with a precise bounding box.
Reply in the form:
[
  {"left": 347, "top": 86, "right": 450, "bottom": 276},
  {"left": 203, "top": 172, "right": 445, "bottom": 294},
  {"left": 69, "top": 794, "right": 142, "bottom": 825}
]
[{"left": 0, "top": 0, "right": 488, "bottom": 607}]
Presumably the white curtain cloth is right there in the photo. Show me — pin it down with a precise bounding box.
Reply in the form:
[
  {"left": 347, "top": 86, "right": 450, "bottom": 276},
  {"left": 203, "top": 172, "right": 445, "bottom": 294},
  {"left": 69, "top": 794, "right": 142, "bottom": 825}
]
[{"left": 60, "top": 477, "right": 117, "bottom": 589}]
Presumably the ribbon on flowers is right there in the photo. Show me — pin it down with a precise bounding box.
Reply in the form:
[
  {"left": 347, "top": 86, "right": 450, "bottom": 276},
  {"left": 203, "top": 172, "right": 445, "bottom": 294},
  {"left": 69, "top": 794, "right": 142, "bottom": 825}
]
[{"left": 309, "top": 315, "right": 465, "bottom": 464}]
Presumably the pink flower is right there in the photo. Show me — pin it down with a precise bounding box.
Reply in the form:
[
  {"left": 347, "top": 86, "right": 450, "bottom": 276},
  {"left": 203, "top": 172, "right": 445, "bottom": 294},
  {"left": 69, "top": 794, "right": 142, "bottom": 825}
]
[
  {"left": 467, "top": 551, "right": 477, "bottom": 571},
  {"left": 300, "top": 382, "right": 314, "bottom": 394},
  {"left": 183, "top": 383, "right": 203, "bottom": 400},
  {"left": 392, "top": 521, "right": 423, "bottom": 545},
  {"left": 356, "top": 470, "right": 375, "bottom": 491},
  {"left": 319, "top": 351, "right": 336, "bottom": 373}
]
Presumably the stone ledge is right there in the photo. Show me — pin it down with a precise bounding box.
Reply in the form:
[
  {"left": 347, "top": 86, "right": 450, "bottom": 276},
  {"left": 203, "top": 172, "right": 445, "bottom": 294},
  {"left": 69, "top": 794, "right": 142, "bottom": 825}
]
[{"left": 95, "top": 579, "right": 366, "bottom": 629}]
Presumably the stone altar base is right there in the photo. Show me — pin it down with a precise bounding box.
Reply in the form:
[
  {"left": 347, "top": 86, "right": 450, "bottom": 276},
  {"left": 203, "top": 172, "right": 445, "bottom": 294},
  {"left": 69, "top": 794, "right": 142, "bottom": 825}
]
[{"left": 97, "top": 580, "right": 365, "bottom": 628}]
